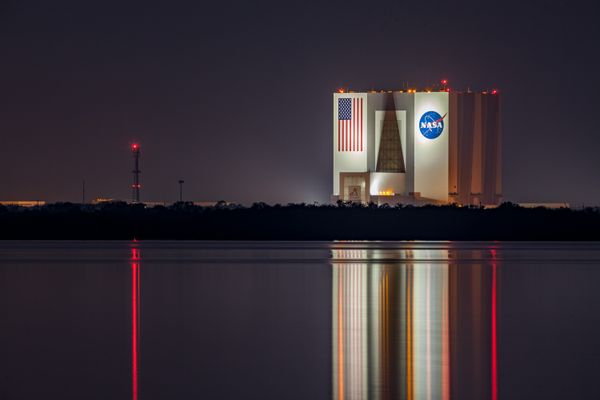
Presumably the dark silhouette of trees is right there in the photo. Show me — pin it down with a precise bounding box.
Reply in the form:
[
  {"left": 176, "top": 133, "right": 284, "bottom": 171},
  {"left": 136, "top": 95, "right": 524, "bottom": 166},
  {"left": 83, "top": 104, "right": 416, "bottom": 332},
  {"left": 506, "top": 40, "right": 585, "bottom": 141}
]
[{"left": 0, "top": 202, "right": 598, "bottom": 240}]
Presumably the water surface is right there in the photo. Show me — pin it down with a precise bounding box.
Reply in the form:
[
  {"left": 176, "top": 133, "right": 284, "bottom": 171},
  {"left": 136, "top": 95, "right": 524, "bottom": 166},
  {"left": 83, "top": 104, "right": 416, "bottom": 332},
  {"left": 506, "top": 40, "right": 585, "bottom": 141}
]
[{"left": 1, "top": 241, "right": 599, "bottom": 400}]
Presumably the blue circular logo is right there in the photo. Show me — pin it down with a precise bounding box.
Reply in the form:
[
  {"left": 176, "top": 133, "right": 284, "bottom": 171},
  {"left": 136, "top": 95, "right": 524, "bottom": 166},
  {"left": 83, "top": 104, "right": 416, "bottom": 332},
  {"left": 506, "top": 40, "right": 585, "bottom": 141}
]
[{"left": 419, "top": 111, "right": 445, "bottom": 139}]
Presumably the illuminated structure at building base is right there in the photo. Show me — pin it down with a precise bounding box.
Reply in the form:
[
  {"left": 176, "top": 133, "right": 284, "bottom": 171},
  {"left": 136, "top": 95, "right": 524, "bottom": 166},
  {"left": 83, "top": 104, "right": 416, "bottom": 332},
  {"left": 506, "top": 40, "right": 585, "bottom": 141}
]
[{"left": 332, "top": 83, "right": 502, "bottom": 206}]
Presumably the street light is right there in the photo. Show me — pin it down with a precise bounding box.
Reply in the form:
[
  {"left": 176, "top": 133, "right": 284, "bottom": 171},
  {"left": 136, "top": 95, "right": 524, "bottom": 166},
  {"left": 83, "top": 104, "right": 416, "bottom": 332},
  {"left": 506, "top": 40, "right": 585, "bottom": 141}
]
[{"left": 178, "top": 180, "right": 184, "bottom": 202}]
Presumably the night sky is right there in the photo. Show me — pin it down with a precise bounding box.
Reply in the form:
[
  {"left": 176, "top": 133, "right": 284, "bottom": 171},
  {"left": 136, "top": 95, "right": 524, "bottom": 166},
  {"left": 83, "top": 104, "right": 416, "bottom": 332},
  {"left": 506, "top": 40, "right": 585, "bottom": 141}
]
[{"left": 1, "top": 0, "right": 599, "bottom": 205}]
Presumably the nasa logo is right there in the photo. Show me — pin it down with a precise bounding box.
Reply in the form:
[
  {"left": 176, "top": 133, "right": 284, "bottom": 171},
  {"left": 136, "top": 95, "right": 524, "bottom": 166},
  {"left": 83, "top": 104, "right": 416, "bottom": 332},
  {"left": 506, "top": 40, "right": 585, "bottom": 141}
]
[{"left": 419, "top": 111, "right": 446, "bottom": 139}]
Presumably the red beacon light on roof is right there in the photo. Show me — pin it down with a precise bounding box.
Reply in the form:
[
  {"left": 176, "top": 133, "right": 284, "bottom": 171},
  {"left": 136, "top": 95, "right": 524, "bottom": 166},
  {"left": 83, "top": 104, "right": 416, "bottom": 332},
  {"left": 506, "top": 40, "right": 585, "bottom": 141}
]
[
  {"left": 491, "top": 89, "right": 498, "bottom": 95},
  {"left": 441, "top": 79, "right": 448, "bottom": 85}
]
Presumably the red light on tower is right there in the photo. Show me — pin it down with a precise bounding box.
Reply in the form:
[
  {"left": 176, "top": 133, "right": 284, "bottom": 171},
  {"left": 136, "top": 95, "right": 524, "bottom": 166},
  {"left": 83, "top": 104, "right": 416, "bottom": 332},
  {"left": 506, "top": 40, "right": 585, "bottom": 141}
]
[
  {"left": 491, "top": 89, "right": 498, "bottom": 95},
  {"left": 441, "top": 79, "right": 448, "bottom": 85}
]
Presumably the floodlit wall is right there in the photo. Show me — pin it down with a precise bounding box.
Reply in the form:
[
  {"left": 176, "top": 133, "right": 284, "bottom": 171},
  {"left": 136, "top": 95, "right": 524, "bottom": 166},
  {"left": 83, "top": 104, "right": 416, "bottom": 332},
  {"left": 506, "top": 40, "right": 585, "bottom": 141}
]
[{"left": 414, "top": 92, "right": 449, "bottom": 202}]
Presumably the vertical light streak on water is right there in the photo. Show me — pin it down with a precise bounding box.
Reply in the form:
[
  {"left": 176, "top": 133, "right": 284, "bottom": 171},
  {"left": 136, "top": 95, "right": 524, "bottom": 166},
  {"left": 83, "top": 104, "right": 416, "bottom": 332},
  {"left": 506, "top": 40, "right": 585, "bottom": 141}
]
[
  {"left": 358, "top": 255, "right": 366, "bottom": 400},
  {"left": 441, "top": 262, "right": 450, "bottom": 400},
  {"left": 491, "top": 249, "right": 498, "bottom": 400},
  {"left": 350, "top": 263, "right": 355, "bottom": 398},
  {"left": 426, "top": 264, "right": 432, "bottom": 400},
  {"left": 412, "top": 260, "right": 426, "bottom": 400},
  {"left": 131, "top": 245, "right": 140, "bottom": 400},
  {"left": 398, "top": 263, "right": 408, "bottom": 400},
  {"left": 406, "top": 264, "right": 414, "bottom": 400},
  {"left": 334, "top": 262, "right": 344, "bottom": 400},
  {"left": 379, "top": 271, "right": 386, "bottom": 400},
  {"left": 369, "top": 265, "right": 381, "bottom": 400},
  {"left": 412, "top": 264, "right": 431, "bottom": 400},
  {"left": 355, "top": 262, "right": 360, "bottom": 399}
]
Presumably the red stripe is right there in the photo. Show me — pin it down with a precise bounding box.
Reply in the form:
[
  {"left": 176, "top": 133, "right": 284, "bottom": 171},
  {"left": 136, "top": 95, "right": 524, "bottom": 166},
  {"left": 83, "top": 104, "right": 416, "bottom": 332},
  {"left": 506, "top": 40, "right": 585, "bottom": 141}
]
[
  {"left": 355, "top": 99, "right": 360, "bottom": 151},
  {"left": 353, "top": 98, "right": 355, "bottom": 152},
  {"left": 350, "top": 99, "right": 355, "bottom": 151},
  {"left": 351, "top": 99, "right": 354, "bottom": 151},
  {"left": 360, "top": 98, "right": 363, "bottom": 151},
  {"left": 353, "top": 99, "right": 356, "bottom": 151},
  {"left": 352, "top": 99, "right": 355, "bottom": 151}
]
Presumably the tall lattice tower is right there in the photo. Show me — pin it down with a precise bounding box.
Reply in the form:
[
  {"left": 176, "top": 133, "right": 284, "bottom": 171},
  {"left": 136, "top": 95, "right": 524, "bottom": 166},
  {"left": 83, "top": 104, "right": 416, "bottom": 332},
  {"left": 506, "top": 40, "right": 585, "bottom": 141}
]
[{"left": 131, "top": 143, "right": 141, "bottom": 202}]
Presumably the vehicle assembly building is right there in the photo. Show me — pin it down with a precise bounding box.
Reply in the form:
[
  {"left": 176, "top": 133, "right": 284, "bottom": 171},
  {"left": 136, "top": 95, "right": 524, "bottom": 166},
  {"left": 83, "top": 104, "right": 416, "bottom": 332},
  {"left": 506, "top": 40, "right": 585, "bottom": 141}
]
[{"left": 332, "top": 83, "right": 501, "bottom": 206}]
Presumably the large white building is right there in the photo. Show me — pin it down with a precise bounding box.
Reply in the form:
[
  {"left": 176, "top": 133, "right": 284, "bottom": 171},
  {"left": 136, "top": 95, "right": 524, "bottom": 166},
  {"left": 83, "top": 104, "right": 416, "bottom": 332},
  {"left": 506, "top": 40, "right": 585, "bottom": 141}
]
[{"left": 332, "top": 86, "right": 502, "bottom": 206}]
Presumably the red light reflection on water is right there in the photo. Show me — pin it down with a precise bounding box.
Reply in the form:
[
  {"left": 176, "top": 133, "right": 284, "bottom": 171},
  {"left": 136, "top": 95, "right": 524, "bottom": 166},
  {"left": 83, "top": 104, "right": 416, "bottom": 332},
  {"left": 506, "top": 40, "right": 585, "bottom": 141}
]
[{"left": 131, "top": 246, "right": 140, "bottom": 400}]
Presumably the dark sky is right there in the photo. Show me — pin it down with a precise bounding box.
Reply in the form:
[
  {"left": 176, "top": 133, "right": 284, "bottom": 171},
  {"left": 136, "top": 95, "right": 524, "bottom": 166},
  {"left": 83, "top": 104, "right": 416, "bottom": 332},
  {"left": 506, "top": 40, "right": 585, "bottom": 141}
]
[{"left": 1, "top": 0, "right": 599, "bottom": 205}]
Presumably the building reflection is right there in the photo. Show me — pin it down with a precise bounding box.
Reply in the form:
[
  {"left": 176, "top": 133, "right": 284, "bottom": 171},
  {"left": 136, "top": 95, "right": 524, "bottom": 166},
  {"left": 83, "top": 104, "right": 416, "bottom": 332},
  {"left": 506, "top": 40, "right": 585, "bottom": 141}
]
[{"left": 332, "top": 247, "right": 498, "bottom": 400}]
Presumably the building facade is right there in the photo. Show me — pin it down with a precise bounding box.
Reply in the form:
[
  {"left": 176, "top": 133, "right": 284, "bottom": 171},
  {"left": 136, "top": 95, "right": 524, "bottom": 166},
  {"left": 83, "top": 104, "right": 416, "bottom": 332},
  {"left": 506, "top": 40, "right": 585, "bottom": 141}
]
[{"left": 332, "top": 89, "right": 501, "bottom": 206}]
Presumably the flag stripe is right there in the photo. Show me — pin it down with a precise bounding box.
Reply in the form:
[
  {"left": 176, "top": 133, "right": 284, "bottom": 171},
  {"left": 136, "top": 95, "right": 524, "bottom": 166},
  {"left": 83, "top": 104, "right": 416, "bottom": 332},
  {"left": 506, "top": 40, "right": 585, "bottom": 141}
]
[
  {"left": 343, "top": 120, "right": 346, "bottom": 151},
  {"left": 354, "top": 98, "right": 357, "bottom": 151},
  {"left": 353, "top": 98, "right": 355, "bottom": 151},
  {"left": 345, "top": 120, "right": 348, "bottom": 151},
  {"left": 360, "top": 98, "right": 363, "bottom": 151},
  {"left": 346, "top": 116, "right": 349, "bottom": 151},
  {"left": 351, "top": 99, "right": 354, "bottom": 151},
  {"left": 355, "top": 98, "right": 358, "bottom": 151},
  {"left": 353, "top": 98, "right": 356, "bottom": 151}
]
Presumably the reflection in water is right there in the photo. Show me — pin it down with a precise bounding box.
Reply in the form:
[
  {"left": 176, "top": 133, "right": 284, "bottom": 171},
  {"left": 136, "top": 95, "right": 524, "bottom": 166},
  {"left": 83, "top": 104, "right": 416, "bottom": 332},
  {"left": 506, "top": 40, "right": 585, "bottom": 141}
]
[
  {"left": 491, "top": 253, "right": 498, "bottom": 400},
  {"left": 131, "top": 244, "right": 141, "bottom": 400},
  {"left": 332, "top": 248, "right": 498, "bottom": 400}
]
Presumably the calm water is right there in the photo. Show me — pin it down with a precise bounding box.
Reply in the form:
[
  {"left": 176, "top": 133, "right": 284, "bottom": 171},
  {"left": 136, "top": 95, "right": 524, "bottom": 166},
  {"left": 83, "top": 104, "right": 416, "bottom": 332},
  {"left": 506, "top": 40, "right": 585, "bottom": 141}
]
[{"left": 1, "top": 241, "right": 600, "bottom": 400}]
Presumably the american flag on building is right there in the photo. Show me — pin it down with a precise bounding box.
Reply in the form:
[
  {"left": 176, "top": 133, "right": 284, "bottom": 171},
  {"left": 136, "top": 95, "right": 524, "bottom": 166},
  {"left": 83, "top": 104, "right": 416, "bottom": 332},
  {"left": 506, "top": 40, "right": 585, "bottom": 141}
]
[{"left": 338, "top": 97, "right": 363, "bottom": 152}]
